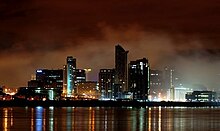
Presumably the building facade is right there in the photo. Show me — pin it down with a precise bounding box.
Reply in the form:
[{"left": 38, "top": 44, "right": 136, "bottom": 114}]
[
  {"left": 76, "top": 81, "right": 99, "bottom": 99},
  {"left": 75, "top": 69, "right": 86, "bottom": 83},
  {"left": 35, "top": 69, "right": 63, "bottom": 100},
  {"left": 99, "top": 69, "right": 115, "bottom": 99},
  {"left": 149, "top": 69, "right": 164, "bottom": 101},
  {"left": 128, "top": 58, "right": 150, "bottom": 101},
  {"left": 66, "top": 56, "right": 76, "bottom": 97},
  {"left": 186, "top": 91, "right": 217, "bottom": 102},
  {"left": 36, "top": 69, "right": 63, "bottom": 89}
]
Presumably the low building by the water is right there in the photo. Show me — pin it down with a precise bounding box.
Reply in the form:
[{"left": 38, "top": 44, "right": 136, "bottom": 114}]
[
  {"left": 185, "top": 91, "right": 217, "bottom": 102},
  {"left": 14, "top": 87, "right": 60, "bottom": 100},
  {"left": 76, "top": 81, "right": 100, "bottom": 99}
]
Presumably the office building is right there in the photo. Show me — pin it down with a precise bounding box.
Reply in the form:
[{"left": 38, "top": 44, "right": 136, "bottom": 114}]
[
  {"left": 186, "top": 91, "right": 217, "bottom": 102},
  {"left": 115, "top": 45, "right": 129, "bottom": 94},
  {"left": 76, "top": 69, "right": 86, "bottom": 83},
  {"left": 99, "top": 69, "right": 115, "bottom": 99},
  {"left": 128, "top": 58, "right": 150, "bottom": 101},
  {"left": 36, "top": 69, "right": 63, "bottom": 88},
  {"left": 149, "top": 69, "right": 164, "bottom": 101},
  {"left": 63, "top": 68, "right": 85, "bottom": 97},
  {"left": 66, "top": 56, "right": 76, "bottom": 97},
  {"left": 36, "top": 69, "right": 63, "bottom": 100}
]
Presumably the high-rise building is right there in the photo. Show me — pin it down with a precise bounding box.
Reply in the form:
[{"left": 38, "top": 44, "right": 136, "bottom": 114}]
[
  {"left": 115, "top": 45, "right": 128, "bottom": 93},
  {"left": 63, "top": 57, "right": 86, "bottom": 97},
  {"left": 66, "top": 56, "right": 76, "bottom": 97},
  {"left": 128, "top": 58, "right": 150, "bottom": 101},
  {"left": 150, "top": 69, "right": 164, "bottom": 100},
  {"left": 164, "top": 66, "right": 175, "bottom": 100},
  {"left": 99, "top": 69, "right": 115, "bottom": 99}
]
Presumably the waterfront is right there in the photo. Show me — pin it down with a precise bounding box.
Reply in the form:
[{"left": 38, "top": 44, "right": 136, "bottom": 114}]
[{"left": 0, "top": 107, "right": 220, "bottom": 131}]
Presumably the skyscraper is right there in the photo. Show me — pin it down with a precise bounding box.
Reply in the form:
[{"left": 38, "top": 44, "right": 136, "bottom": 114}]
[
  {"left": 128, "top": 58, "right": 150, "bottom": 101},
  {"left": 99, "top": 69, "right": 115, "bottom": 99},
  {"left": 150, "top": 69, "right": 163, "bottom": 100},
  {"left": 66, "top": 56, "right": 76, "bottom": 97},
  {"left": 115, "top": 45, "right": 128, "bottom": 93}
]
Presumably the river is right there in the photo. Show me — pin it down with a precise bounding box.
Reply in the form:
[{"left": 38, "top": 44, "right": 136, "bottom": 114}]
[{"left": 0, "top": 107, "right": 220, "bottom": 130}]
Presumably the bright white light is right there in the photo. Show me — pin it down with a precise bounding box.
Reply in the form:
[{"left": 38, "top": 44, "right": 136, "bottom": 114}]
[
  {"left": 36, "top": 106, "right": 43, "bottom": 109},
  {"left": 37, "top": 70, "right": 42, "bottom": 73}
]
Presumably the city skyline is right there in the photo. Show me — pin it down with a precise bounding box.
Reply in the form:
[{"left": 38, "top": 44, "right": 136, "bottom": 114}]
[
  {"left": 1, "top": 1, "right": 220, "bottom": 131},
  {"left": 0, "top": 1, "right": 220, "bottom": 90},
  {"left": 1, "top": 43, "right": 220, "bottom": 91}
]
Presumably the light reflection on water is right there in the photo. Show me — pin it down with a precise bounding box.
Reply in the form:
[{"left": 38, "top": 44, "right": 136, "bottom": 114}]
[
  {"left": 49, "top": 106, "right": 53, "bottom": 131},
  {"left": 1, "top": 107, "right": 220, "bottom": 130}
]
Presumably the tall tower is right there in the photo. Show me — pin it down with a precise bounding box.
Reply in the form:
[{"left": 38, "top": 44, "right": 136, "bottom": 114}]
[
  {"left": 99, "top": 69, "right": 115, "bottom": 99},
  {"left": 66, "top": 56, "right": 76, "bottom": 97},
  {"left": 115, "top": 45, "right": 128, "bottom": 93},
  {"left": 128, "top": 58, "right": 150, "bottom": 101},
  {"left": 150, "top": 69, "right": 163, "bottom": 100}
]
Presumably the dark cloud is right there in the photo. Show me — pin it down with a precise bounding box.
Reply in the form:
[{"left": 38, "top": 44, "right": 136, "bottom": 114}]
[
  {"left": 0, "top": 32, "right": 17, "bottom": 50},
  {"left": 0, "top": 0, "right": 33, "bottom": 19},
  {"left": 0, "top": 0, "right": 220, "bottom": 88}
]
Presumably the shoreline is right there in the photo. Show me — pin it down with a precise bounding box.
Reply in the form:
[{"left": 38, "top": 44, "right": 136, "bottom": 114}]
[{"left": 1, "top": 100, "right": 220, "bottom": 107}]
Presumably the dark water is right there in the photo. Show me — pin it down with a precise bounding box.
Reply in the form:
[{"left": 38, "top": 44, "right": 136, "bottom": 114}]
[{"left": 0, "top": 106, "right": 220, "bottom": 131}]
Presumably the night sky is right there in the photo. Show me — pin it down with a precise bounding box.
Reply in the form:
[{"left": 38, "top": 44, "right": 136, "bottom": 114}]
[{"left": 1, "top": 0, "right": 220, "bottom": 89}]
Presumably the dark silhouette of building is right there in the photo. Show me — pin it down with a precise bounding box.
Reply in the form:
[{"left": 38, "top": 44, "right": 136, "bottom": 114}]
[
  {"left": 14, "top": 87, "right": 47, "bottom": 100},
  {"left": 128, "top": 58, "right": 150, "bottom": 101},
  {"left": 35, "top": 69, "right": 63, "bottom": 100},
  {"left": 99, "top": 69, "right": 115, "bottom": 99},
  {"left": 0, "top": 86, "right": 6, "bottom": 96},
  {"left": 28, "top": 80, "right": 43, "bottom": 88},
  {"left": 186, "top": 91, "right": 217, "bottom": 102},
  {"left": 115, "top": 45, "right": 128, "bottom": 94},
  {"left": 36, "top": 69, "right": 63, "bottom": 89}
]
